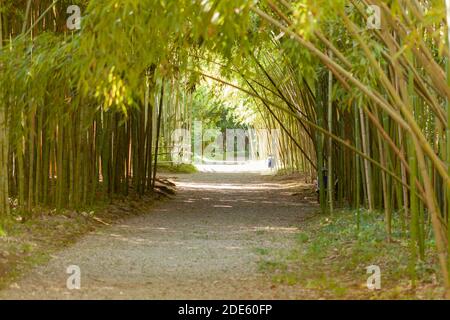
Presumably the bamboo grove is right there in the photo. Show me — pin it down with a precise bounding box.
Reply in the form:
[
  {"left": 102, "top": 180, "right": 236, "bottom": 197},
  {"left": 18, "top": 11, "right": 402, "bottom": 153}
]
[{"left": 1, "top": 0, "right": 450, "bottom": 295}]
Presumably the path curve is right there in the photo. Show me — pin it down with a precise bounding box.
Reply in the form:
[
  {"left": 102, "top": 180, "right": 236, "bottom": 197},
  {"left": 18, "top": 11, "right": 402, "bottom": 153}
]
[{"left": 0, "top": 172, "right": 317, "bottom": 299}]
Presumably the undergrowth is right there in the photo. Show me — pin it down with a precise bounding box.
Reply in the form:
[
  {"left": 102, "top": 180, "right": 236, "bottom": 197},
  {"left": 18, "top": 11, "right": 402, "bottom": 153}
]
[
  {"left": 257, "top": 210, "right": 444, "bottom": 299},
  {"left": 157, "top": 162, "right": 198, "bottom": 174}
]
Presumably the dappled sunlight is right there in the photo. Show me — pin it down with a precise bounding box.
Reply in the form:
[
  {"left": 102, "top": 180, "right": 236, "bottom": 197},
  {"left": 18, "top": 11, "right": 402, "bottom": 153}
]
[
  {"left": 195, "top": 160, "right": 274, "bottom": 174},
  {"left": 172, "top": 164, "right": 310, "bottom": 193},
  {"left": 176, "top": 181, "right": 307, "bottom": 191},
  {"left": 224, "top": 246, "right": 243, "bottom": 250}
]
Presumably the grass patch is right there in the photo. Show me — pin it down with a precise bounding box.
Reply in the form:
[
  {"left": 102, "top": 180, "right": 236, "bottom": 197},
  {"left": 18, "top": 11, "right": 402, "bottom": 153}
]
[
  {"left": 256, "top": 210, "right": 445, "bottom": 299},
  {"left": 258, "top": 260, "right": 288, "bottom": 273},
  {"left": 254, "top": 248, "right": 270, "bottom": 256},
  {"left": 157, "top": 162, "right": 198, "bottom": 173}
]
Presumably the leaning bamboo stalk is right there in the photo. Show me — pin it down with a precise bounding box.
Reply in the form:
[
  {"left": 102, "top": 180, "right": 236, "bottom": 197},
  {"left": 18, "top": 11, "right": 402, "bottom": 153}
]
[
  {"left": 0, "top": 0, "right": 9, "bottom": 221},
  {"left": 359, "top": 104, "right": 373, "bottom": 211},
  {"left": 413, "top": 135, "right": 450, "bottom": 295},
  {"left": 194, "top": 71, "right": 410, "bottom": 191},
  {"left": 445, "top": 0, "right": 450, "bottom": 280},
  {"left": 340, "top": 13, "right": 450, "bottom": 188},
  {"left": 254, "top": 5, "right": 450, "bottom": 193},
  {"left": 375, "top": 107, "right": 391, "bottom": 239},
  {"left": 151, "top": 81, "right": 164, "bottom": 190},
  {"left": 327, "top": 47, "right": 334, "bottom": 213}
]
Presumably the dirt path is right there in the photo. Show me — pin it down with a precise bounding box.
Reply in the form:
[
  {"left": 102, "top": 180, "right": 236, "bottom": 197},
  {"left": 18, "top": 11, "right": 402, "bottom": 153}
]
[{"left": 0, "top": 171, "right": 317, "bottom": 299}]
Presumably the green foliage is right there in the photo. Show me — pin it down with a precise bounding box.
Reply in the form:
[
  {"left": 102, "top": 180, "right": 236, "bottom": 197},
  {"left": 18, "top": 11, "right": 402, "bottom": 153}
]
[
  {"left": 1, "top": 0, "right": 450, "bottom": 294},
  {"left": 157, "top": 162, "right": 197, "bottom": 174},
  {"left": 192, "top": 80, "right": 253, "bottom": 130},
  {"left": 257, "top": 210, "right": 441, "bottom": 298}
]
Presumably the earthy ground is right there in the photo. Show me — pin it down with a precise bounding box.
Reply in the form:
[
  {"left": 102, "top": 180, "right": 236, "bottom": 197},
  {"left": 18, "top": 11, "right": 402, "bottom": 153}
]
[{"left": 0, "top": 170, "right": 318, "bottom": 299}]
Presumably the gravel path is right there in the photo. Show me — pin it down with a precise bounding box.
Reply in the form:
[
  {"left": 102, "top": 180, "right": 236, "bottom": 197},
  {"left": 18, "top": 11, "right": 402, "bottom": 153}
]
[{"left": 0, "top": 171, "right": 317, "bottom": 299}]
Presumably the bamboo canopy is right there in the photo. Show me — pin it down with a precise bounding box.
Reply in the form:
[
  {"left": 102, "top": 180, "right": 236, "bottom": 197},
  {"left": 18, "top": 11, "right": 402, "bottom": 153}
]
[{"left": 1, "top": 0, "right": 450, "bottom": 296}]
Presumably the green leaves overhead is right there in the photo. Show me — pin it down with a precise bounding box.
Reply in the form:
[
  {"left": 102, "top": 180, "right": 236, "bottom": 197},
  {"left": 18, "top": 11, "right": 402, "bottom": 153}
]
[{"left": 76, "top": 0, "right": 254, "bottom": 96}]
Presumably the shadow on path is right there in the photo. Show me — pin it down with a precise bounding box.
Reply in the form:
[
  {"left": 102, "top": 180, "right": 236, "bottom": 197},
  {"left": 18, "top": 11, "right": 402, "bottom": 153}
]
[{"left": 0, "top": 170, "right": 317, "bottom": 299}]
